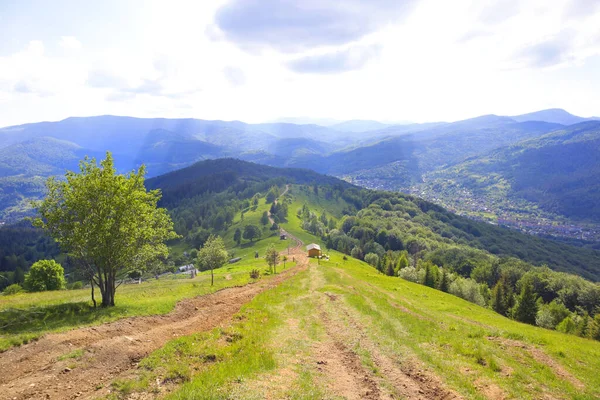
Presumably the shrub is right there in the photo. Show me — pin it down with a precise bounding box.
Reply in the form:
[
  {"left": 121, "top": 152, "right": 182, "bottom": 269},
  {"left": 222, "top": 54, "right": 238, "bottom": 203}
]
[
  {"left": 70, "top": 281, "right": 84, "bottom": 290},
  {"left": 3, "top": 283, "right": 23, "bottom": 295},
  {"left": 24, "top": 260, "right": 66, "bottom": 292},
  {"left": 249, "top": 269, "right": 260, "bottom": 279},
  {"left": 364, "top": 253, "right": 379, "bottom": 268},
  {"left": 398, "top": 267, "right": 419, "bottom": 283}
]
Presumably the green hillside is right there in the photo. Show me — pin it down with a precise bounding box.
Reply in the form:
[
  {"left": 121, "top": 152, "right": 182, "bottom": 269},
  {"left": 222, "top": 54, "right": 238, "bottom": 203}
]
[{"left": 1, "top": 158, "right": 600, "bottom": 399}]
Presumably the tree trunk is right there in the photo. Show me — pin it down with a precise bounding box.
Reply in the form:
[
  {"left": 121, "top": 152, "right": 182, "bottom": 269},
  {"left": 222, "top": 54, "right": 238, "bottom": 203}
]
[
  {"left": 90, "top": 279, "right": 96, "bottom": 308},
  {"left": 99, "top": 270, "right": 116, "bottom": 307}
]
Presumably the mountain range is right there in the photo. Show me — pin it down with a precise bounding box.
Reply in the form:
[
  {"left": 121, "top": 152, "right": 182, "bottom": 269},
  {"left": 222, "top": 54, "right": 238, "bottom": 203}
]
[{"left": 0, "top": 108, "right": 599, "bottom": 226}]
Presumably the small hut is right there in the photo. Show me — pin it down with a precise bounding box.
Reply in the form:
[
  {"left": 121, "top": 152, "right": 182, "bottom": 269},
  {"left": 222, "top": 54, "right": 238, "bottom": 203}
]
[{"left": 306, "top": 243, "right": 321, "bottom": 258}]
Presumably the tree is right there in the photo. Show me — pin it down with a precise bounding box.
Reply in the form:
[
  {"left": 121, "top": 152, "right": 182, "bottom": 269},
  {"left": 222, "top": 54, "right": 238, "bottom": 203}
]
[
  {"left": 513, "top": 280, "right": 539, "bottom": 324},
  {"left": 282, "top": 255, "right": 288, "bottom": 268},
  {"left": 491, "top": 275, "right": 513, "bottom": 316},
  {"left": 233, "top": 228, "right": 242, "bottom": 246},
  {"left": 260, "top": 211, "right": 269, "bottom": 225},
  {"left": 438, "top": 269, "right": 449, "bottom": 292},
  {"left": 364, "top": 253, "right": 379, "bottom": 268},
  {"left": 265, "top": 244, "right": 280, "bottom": 274},
  {"left": 33, "top": 153, "right": 178, "bottom": 307},
  {"left": 243, "top": 224, "right": 261, "bottom": 242},
  {"left": 196, "top": 235, "right": 228, "bottom": 286},
  {"left": 24, "top": 260, "right": 66, "bottom": 292},
  {"left": 385, "top": 260, "right": 395, "bottom": 277},
  {"left": 396, "top": 253, "right": 409, "bottom": 272}
]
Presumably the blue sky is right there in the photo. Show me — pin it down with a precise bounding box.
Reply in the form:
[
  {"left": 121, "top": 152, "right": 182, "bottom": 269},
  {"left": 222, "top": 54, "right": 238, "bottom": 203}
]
[{"left": 0, "top": 0, "right": 599, "bottom": 127}]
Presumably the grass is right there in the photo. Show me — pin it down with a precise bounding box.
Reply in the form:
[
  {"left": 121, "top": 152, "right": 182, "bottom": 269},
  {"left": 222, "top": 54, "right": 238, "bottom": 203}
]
[
  {"left": 110, "top": 261, "right": 323, "bottom": 400},
  {"left": 6, "top": 186, "right": 600, "bottom": 399},
  {"left": 116, "top": 245, "right": 600, "bottom": 399},
  {"left": 0, "top": 194, "right": 293, "bottom": 352}
]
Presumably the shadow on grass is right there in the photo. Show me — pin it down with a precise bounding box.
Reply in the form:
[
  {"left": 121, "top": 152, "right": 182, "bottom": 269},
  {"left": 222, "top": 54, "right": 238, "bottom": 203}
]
[{"left": 0, "top": 302, "right": 124, "bottom": 336}]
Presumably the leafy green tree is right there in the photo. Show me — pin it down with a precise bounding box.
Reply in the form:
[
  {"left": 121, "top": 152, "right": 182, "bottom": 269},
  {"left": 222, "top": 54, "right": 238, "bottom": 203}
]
[
  {"left": 423, "top": 262, "right": 439, "bottom": 288},
  {"left": 588, "top": 314, "right": 600, "bottom": 340},
  {"left": 364, "top": 253, "right": 379, "bottom": 268},
  {"left": 3, "top": 283, "right": 23, "bottom": 295},
  {"left": 196, "top": 235, "right": 228, "bottom": 286},
  {"left": 260, "top": 211, "right": 269, "bottom": 225},
  {"left": 266, "top": 186, "right": 280, "bottom": 203},
  {"left": 24, "top": 260, "right": 66, "bottom": 292},
  {"left": 396, "top": 252, "right": 409, "bottom": 272},
  {"left": 243, "top": 224, "right": 261, "bottom": 242},
  {"left": 513, "top": 280, "right": 539, "bottom": 324},
  {"left": 33, "top": 153, "right": 178, "bottom": 307},
  {"left": 282, "top": 255, "right": 288, "bottom": 268},
  {"left": 265, "top": 244, "right": 280, "bottom": 274},
  {"left": 233, "top": 228, "right": 242, "bottom": 246}
]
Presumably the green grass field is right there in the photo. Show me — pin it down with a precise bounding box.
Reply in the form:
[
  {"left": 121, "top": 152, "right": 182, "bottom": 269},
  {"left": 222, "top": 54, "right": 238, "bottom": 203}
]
[
  {"left": 109, "top": 246, "right": 600, "bottom": 399},
  {"left": 4, "top": 185, "right": 600, "bottom": 399},
  {"left": 0, "top": 193, "right": 294, "bottom": 352}
]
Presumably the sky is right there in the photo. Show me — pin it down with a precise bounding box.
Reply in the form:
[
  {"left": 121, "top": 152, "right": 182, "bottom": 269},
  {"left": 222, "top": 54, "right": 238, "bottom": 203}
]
[{"left": 0, "top": 0, "right": 599, "bottom": 127}]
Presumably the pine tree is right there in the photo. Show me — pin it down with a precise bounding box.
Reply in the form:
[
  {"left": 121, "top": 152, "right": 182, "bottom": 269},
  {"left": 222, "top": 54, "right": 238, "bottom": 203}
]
[
  {"left": 385, "top": 260, "right": 395, "bottom": 276},
  {"left": 513, "top": 280, "right": 539, "bottom": 324},
  {"left": 439, "top": 269, "right": 449, "bottom": 292}
]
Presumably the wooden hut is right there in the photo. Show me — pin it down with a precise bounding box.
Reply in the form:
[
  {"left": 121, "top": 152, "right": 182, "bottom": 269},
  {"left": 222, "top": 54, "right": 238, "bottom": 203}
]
[{"left": 306, "top": 243, "right": 321, "bottom": 258}]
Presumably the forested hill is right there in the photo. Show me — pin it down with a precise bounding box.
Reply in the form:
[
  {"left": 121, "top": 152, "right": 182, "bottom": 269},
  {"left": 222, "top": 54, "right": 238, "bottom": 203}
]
[
  {"left": 146, "top": 158, "right": 353, "bottom": 209},
  {"left": 425, "top": 121, "right": 600, "bottom": 223},
  {"left": 145, "top": 159, "right": 600, "bottom": 281}
]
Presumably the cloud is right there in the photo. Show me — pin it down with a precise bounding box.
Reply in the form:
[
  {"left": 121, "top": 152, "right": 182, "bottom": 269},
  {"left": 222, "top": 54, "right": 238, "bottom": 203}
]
[
  {"left": 477, "top": 0, "right": 521, "bottom": 24},
  {"left": 102, "top": 78, "right": 201, "bottom": 101},
  {"left": 212, "top": 0, "right": 417, "bottom": 52},
  {"left": 563, "top": 0, "right": 600, "bottom": 18},
  {"left": 13, "top": 80, "right": 33, "bottom": 93},
  {"left": 458, "top": 29, "right": 494, "bottom": 43},
  {"left": 223, "top": 66, "right": 246, "bottom": 86},
  {"left": 86, "top": 70, "right": 127, "bottom": 89},
  {"left": 517, "top": 34, "right": 574, "bottom": 68},
  {"left": 59, "top": 36, "right": 82, "bottom": 50},
  {"left": 287, "top": 44, "right": 381, "bottom": 74}
]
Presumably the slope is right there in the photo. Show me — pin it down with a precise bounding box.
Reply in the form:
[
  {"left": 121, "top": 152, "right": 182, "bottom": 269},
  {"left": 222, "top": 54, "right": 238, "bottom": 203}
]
[
  {"left": 2, "top": 181, "right": 600, "bottom": 399},
  {"left": 424, "top": 121, "right": 600, "bottom": 223}
]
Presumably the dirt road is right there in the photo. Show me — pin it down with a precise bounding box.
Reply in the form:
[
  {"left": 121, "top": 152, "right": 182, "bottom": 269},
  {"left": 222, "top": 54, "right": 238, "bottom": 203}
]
[{"left": 0, "top": 239, "right": 307, "bottom": 400}]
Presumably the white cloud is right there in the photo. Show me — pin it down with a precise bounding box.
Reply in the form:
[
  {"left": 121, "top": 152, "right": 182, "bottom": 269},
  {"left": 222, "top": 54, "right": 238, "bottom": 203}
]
[
  {"left": 0, "top": 0, "right": 599, "bottom": 127},
  {"left": 59, "top": 36, "right": 82, "bottom": 50}
]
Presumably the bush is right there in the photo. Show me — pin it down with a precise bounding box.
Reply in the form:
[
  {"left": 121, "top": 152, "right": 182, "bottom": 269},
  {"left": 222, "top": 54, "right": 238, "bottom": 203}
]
[
  {"left": 364, "top": 253, "right": 379, "bottom": 268},
  {"left": 398, "top": 267, "right": 419, "bottom": 283},
  {"left": 249, "top": 269, "right": 260, "bottom": 279},
  {"left": 69, "top": 281, "right": 84, "bottom": 290},
  {"left": 3, "top": 284, "right": 23, "bottom": 295},
  {"left": 24, "top": 260, "right": 66, "bottom": 292},
  {"left": 449, "top": 277, "right": 486, "bottom": 306}
]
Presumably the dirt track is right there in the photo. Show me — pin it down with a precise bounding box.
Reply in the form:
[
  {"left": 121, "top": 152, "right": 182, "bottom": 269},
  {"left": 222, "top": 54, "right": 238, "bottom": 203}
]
[{"left": 0, "top": 234, "right": 307, "bottom": 400}]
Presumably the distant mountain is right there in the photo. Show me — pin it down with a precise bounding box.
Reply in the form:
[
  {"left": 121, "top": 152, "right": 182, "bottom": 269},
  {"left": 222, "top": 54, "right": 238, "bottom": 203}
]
[
  {"left": 426, "top": 121, "right": 600, "bottom": 222},
  {"left": 0, "top": 137, "right": 127, "bottom": 221},
  {"left": 269, "top": 117, "right": 341, "bottom": 126},
  {"left": 511, "top": 108, "right": 599, "bottom": 125},
  {"left": 331, "top": 120, "right": 390, "bottom": 132},
  {"left": 0, "top": 111, "right": 594, "bottom": 224}
]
